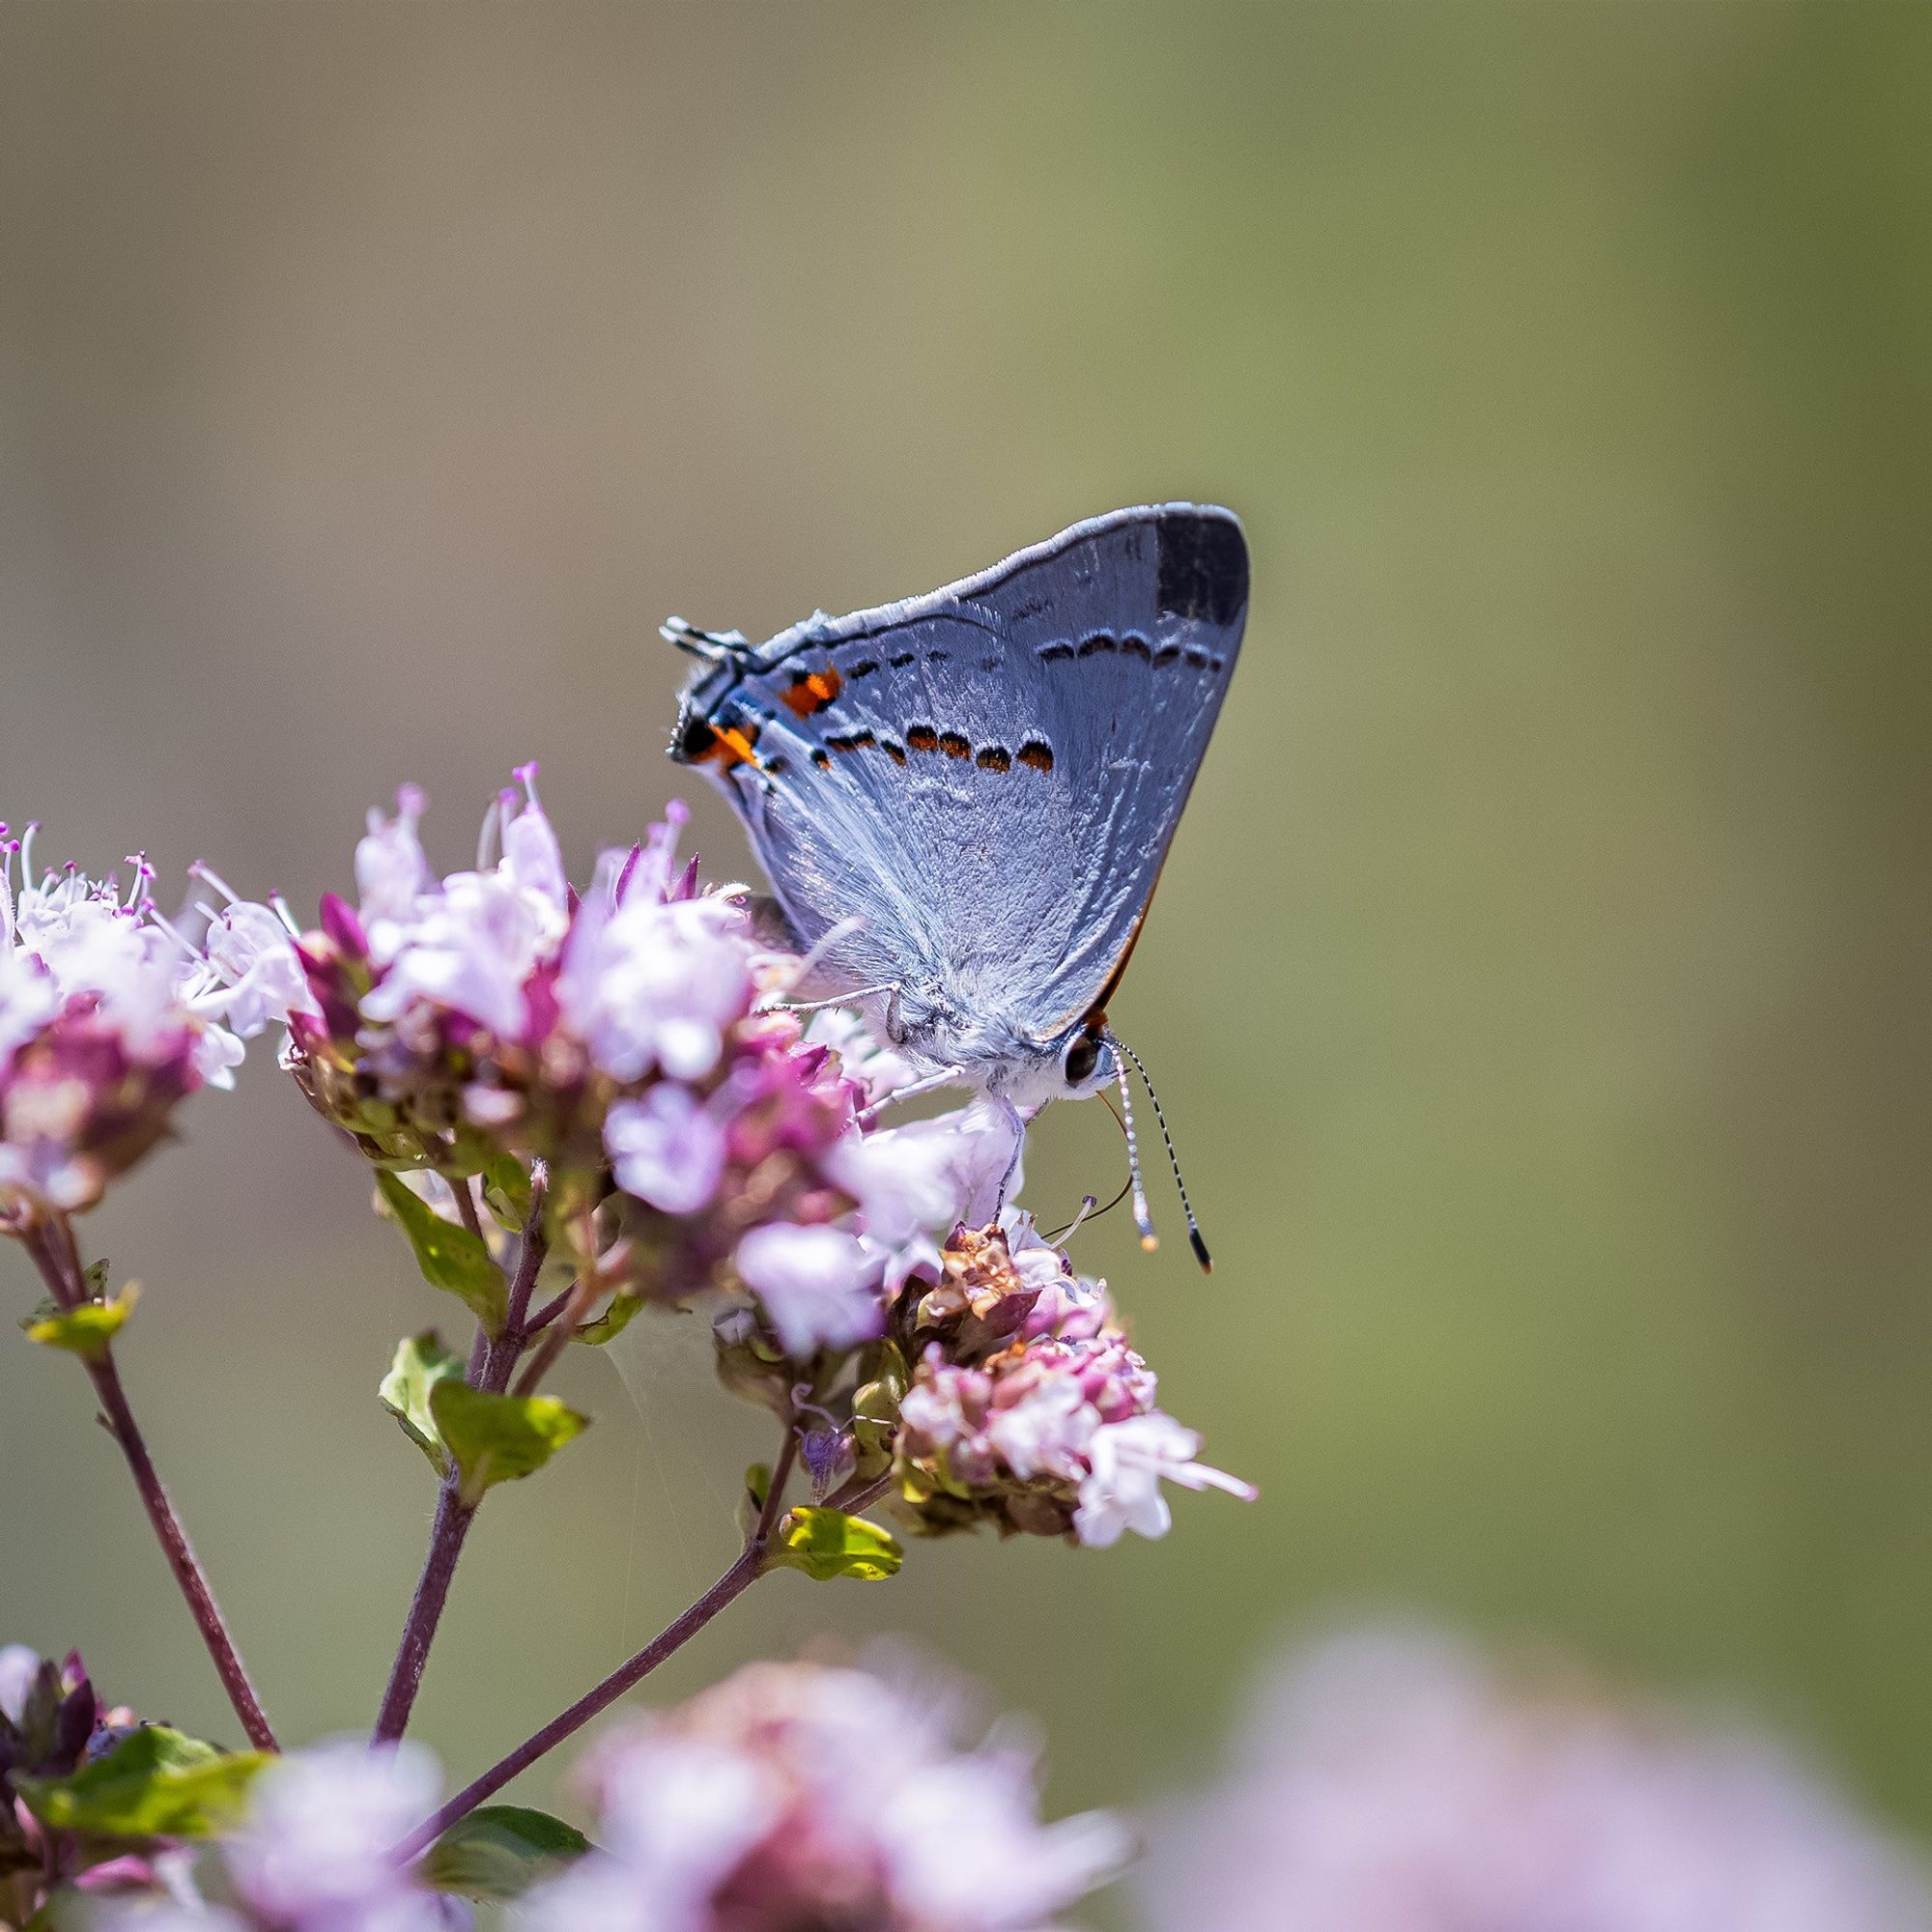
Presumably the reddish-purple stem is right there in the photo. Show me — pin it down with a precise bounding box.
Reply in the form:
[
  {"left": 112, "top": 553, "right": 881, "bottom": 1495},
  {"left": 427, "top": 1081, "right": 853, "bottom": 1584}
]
[
  {"left": 396, "top": 1546, "right": 763, "bottom": 1861},
  {"left": 393, "top": 1423, "right": 887, "bottom": 1860},
  {"left": 372, "top": 1179, "right": 549, "bottom": 1745},
  {"left": 26, "top": 1222, "right": 278, "bottom": 1751}
]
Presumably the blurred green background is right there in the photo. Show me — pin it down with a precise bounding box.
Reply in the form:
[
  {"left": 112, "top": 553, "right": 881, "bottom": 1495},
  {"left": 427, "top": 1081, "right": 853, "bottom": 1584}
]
[{"left": 3, "top": 0, "right": 1929, "bottom": 1906}]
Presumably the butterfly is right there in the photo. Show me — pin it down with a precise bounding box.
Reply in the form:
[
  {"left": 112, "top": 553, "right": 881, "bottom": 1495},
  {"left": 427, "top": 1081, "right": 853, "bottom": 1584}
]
[{"left": 667, "top": 504, "right": 1248, "bottom": 1259}]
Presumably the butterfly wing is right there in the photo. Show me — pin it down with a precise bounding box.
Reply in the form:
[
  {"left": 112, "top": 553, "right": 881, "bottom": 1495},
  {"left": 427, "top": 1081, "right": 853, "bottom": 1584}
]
[{"left": 671, "top": 503, "right": 1248, "bottom": 1050}]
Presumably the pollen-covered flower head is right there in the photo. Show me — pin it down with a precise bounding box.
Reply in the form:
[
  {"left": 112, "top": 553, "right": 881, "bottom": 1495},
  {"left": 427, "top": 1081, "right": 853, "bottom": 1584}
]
[
  {"left": 517, "top": 1659, "right": 1126, "bottom": 1932},
  {"left": 1139, "top": 1628, "right": 1932, "bottom": 1932},
  {"left": 0, "top": 826, "right": 291, "bottom": 1223}
]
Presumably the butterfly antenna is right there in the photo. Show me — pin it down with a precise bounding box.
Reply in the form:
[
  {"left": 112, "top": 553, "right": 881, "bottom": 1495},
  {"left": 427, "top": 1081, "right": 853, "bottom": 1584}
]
[
  {"left": 1107, "top": 1035, "right": 1212, "bottom": 1273},
  {"left": 1110, "top": 1054, "right": 1160, "bottom": 1253}
]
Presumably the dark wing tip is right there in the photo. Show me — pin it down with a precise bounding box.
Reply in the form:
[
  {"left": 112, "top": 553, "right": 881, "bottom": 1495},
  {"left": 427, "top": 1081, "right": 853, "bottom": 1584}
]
[{"left": 1155, "top": 508, "right": 1248, "bottom": 630}]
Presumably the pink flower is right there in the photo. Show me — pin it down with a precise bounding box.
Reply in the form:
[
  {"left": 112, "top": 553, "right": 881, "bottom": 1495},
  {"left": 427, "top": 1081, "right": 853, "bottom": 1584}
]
[
  {"left": 556, "top": 889, "right": 753, "bottom": 1083},
  {"left": 0, "top": 1642, "right": 40, "bottom": 1725},
  {"left": 224, "top": 1739, "right": 446, "bottom": 1929},
  {"left": 523, "top": 1735, "right": 778, "bottom": 1932},
  {"left": 517, "top": 1660, "right": 1123, "bottom": 1932},
  {"left": 1072, "top": 1412, "right": 1256, "bottom": 1548},
  {"left": 1139, "top": 1629, "right": 1932, "bottom": 1932},
  {"left": 0, "top": 829, "right": 285, "bottom": 1220},
  {"left": 734, "top": 1222, "right": 881, "bottom": 1358},
  {"left": 831, "top": 1096, "right": 1023, "bottom": 1287},
  {"left": 354, "top": 785, "right": 434, "bottom": 931},
  {"left": 888, "top": 1222, "right": 1253, "bottom": 1547},
  {"left": 604, "top": 1085, "right": 727, "bottom": 1215}
]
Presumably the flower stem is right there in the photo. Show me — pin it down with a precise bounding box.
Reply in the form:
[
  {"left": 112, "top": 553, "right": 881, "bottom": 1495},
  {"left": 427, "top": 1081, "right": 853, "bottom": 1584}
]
[
  {"left": 508, "top": 1273, "right": 592, "bottom": 1399},
  {"left": 25, "top": 1220, "right": 278, "bottom": 1752},
  {"left": 372, "top": 1178, "right": 549, "bottom": 1745},
  {"left": 370, "top": 1478, "right": 477, "bottom": 1744},
  {"left": 395, "top": 1545, "right": 764, "bottom": 1861},
  {"left": 84, "top": 1350, "right": 281, "bottom": 1749}
]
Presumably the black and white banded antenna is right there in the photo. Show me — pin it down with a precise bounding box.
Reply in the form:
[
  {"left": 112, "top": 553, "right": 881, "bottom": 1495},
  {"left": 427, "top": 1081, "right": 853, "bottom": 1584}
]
[
  {"left": 1109, "top": 1051, "right": 1160, "bottom": 1255},
  {"left": 1106, "top": 1033, "right": 1212, "bottom": 1273}
]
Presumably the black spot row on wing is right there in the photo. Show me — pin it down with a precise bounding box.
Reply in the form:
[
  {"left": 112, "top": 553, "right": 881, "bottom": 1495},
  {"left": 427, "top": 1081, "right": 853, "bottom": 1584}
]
[
  {"left": 806, "top": 721, "right": 1053, "bottom": 776},
  {"left": 1036, "top": 631, "right": 1223, "bottom": 672}
]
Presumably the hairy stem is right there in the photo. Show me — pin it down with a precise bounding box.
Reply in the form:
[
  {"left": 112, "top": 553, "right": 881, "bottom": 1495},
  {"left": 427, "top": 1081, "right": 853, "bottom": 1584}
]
[
  {"left": 372, "top": 1177, "right": 547, "bottom": 1746},
  {"left": 26, "top": 1220, "right": 278, "bottom": 1751},
  {"left": 370, "top": 1478, "right": 477, "bottom": 1745}
]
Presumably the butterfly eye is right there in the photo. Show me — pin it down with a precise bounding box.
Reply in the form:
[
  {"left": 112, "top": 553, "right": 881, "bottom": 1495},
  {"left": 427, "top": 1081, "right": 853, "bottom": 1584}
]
[{"left": 1062, "top": 1029, "right": 1106, "bottom": 1089}]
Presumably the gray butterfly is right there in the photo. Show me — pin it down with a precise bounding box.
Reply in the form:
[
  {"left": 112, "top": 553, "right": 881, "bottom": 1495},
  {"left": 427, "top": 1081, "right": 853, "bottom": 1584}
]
[{"left": 667, "top": 504, "right": 1248, "bottom": 1256}]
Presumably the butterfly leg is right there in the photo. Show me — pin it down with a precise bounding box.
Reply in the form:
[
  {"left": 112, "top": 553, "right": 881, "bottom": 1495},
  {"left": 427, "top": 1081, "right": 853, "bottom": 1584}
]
[
  {"left": 767, "top": 980, "right": 899, "bottom": 1017},
  {"left": 854, "top": 1066, "right": 962, "bottom": 1127},
  {"left": 991, "top": 1094, "right": 1027, "bottom": 1213}
]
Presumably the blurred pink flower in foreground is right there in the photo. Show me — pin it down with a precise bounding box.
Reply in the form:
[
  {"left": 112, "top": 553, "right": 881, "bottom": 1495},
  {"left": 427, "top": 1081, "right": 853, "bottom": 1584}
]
[
  {"left": 518, "top": 1660, "right": 1127, "bottom": 1932},
  {"left": 99, "top": 1739, "right": 463, "bottom": 1932},
  {"left": 1138, "top": 1629, "right": 1932, "bottom": 1932}
]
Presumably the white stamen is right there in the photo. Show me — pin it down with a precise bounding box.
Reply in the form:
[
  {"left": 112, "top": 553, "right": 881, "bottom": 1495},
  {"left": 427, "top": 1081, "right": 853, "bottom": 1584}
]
[
  {"left": 475, "top": 796, "right": 502, "bottom": 872},
  {"left": 188, "top": 860, "right": 242, "bottom": 906}
]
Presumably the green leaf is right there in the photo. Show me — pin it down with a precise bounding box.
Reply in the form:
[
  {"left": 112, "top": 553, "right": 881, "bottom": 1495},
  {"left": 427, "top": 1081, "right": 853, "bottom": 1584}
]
[
  {"left": 480, "top": 1152, "right": 534, "bottom": 1232},
  {"left": 420, "top": 1804, "right": 590, "bottom": 1901},
  {"left": 376, "top": 1170, "right": 508, "bottom": 1334},
  {"left": 430, "top": 1378, "right": 588, "bottom": 1508},
  {"left": 851, "top": 1341, "right": 909, "bottom": 1469},
  {"left": 573, "top": 1292, "right": 643, "bottom": 1346},
  {"left": 735, "top": 1462, "right": 773, "bottom": 1542},
  {"left": 22, "top": 1284, "right": 140, "bottom": 1362},
  {"left": 379, "top": 1330, "right": 466, "bottom": 1475},
  {"left": 14, "top": 1726, "right": 266, "bottom": 1839},
  {"left": 769, "top": 1507, "right": 903, "bottom": 1581}
]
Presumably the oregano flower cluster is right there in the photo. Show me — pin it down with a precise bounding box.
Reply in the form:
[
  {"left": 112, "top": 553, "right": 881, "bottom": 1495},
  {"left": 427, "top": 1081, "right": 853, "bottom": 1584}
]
[{"left": 2, "top": 764, "right": 1253, "bottom": 1932}]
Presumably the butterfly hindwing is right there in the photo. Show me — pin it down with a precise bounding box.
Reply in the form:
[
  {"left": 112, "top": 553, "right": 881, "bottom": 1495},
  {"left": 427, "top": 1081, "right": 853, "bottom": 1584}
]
[{"left": 672, "top": 504, "right": 1248, "bottom": 1049}]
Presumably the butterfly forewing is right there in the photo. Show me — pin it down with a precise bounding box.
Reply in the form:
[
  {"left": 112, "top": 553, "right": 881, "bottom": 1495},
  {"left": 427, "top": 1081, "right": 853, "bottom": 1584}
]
[{"left": 671, "top": 504, "right": 1248, "bottom": 1050}]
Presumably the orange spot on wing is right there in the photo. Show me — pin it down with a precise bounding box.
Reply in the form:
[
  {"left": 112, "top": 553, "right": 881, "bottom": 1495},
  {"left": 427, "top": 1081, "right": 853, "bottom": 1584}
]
[
  {"left": 782, "top": 667, "right": 844, "bottom": 717},
  {"left": 689, "top": 719, "right": 762, "bottom": 769}
]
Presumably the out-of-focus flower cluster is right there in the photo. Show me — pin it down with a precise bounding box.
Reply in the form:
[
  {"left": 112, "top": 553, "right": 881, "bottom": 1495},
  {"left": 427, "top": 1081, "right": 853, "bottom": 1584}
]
[
  {"left": 519, "top": 1659, "right": 1125, "bottom": 1932},
  {"left": 0, "top": 1644, "right": 171, "bottom": 1919},
  {"left": 882, "top": 1219, "right": 1256, "bottom": 1548},
  {"left": 1138, "top": 1628, "right": 1932, "bottom": 1932},
  {"left": 0, "top": 831, "right": 289, "bottom": 1224},
  {"left": 94, "top": 1739, "right": 464, "bottom": 1932}
]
